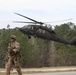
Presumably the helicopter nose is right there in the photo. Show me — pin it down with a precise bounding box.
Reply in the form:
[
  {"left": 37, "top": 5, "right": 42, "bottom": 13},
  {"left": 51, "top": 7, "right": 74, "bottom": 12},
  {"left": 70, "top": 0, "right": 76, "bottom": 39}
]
[
  {"left": 18, "top": 25, "right": 29, "bottom": 34},
  {"left": 18, "top": 26, "right": 27, "bottom": 33}
]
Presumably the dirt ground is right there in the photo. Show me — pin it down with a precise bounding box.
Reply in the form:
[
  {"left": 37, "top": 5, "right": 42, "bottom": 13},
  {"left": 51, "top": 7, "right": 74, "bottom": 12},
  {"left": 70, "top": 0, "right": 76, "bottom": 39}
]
[{"left": 0, "top": 66, "right": 76, "bottom": 74}]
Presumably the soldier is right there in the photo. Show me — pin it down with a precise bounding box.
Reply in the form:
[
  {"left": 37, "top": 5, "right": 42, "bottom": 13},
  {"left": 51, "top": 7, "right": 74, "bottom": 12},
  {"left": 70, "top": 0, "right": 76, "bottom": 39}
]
[{"left": 5, "top": 35, "right": 22, "bottom": 75}]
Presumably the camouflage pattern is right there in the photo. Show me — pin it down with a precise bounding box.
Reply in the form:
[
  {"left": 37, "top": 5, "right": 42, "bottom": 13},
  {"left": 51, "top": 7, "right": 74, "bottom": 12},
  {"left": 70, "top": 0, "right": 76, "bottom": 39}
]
[
  {"left": 5, "top": 36, "right": 22, "bottom": 75},
  {"left": 10, "top": 35, "right": 16, "bottom": 39}
]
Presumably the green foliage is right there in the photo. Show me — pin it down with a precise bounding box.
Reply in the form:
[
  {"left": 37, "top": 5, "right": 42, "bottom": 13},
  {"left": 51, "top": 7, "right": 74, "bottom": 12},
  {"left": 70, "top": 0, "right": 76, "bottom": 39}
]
[
  {"left": 0, "top": 22, "right": 76, "bottom": 67},
  {"left": 54, "top": 22, "right": 76, "bottom": 66}
]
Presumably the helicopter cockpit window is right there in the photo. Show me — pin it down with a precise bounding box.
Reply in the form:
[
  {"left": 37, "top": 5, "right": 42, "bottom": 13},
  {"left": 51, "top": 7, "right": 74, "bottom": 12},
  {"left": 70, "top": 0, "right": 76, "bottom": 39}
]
[
  {"left": 31, "top": 26, "right": 34, "bottom": 30},
  {"left": 22, "top": 25, "right": 32, "bottom": 29},
  {"left": 26, "top": 25, "right": 34, "bottom": 30},
  {"left": 23, "top": 25, "right": 28, "bottom": 28},
  {"left": 27, "top": 25, "right": 32, "bottom": 29}
]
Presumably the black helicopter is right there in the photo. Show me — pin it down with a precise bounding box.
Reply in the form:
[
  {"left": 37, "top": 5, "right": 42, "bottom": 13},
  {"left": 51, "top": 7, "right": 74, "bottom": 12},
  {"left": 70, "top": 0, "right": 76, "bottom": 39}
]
[{"left": 14, "top": 13, "right": 76, "bottom": 45}]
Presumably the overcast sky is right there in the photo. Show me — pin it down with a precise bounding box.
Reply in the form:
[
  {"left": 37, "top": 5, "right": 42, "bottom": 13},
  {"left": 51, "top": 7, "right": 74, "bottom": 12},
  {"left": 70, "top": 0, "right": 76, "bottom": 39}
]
[{"left": 0, "top": 0, "right": 76, "bottom": 29}]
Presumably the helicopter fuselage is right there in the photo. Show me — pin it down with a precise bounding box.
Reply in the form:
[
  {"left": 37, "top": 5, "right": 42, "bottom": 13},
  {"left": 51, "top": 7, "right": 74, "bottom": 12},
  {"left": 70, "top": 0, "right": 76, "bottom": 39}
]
[
  {"left": 19, "top": 25, "right": 70, "bottom": 44},
  {"left": 19, "top": 25, "right": 53, "bottom": 39}
]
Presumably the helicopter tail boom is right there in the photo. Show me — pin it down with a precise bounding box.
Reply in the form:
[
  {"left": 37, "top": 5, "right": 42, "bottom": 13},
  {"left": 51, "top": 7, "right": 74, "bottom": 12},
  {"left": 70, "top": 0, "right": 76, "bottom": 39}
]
[{"left": 69, "top": 37, "right": 76, "bottom": 45}]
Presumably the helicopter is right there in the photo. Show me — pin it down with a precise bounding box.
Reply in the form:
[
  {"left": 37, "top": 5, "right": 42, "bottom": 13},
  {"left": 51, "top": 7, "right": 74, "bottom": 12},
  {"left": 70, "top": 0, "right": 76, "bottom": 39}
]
[{"left": 14, "top": 13, "right": 76, "bottom": 45}]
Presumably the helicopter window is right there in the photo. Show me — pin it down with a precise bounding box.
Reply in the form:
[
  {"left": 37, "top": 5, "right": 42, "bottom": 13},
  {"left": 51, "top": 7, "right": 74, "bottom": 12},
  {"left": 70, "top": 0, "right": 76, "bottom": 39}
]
[
  {"left": 23, "top": 25, "right": 28, "bottom": 28},
  {"left": 42, "top": 30, "right": 45, "bottom": 33},
  {"left": 31, "top": 26, "right": 34, "bottom": 30},
  {"left": 38, "top": 29, "right": 45, "bottom": 33},
  {"left": 32, "top": 26, "right": 39, "bottom": 31},
  {"left": 27, "top": 25, "right": 31, "bottom": 29},
  {"left": 38, "top": 29, "right": 42, "bottom": 33},
  {"left": 27, "top": 25, "right": 35, "bottom": 30}
]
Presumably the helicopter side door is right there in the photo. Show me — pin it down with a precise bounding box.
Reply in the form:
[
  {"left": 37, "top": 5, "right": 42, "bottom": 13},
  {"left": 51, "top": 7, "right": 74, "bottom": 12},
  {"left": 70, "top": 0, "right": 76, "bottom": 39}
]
[{"left": 34, "top": 27, "right": 51, "bottom": 40}]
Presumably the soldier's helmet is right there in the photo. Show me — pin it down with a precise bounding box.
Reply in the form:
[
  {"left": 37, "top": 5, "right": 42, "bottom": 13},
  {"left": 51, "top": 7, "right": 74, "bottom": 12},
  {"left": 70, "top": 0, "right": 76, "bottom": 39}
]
[{"left": 10, "top": 35, "right": 16, "bottom": 40}]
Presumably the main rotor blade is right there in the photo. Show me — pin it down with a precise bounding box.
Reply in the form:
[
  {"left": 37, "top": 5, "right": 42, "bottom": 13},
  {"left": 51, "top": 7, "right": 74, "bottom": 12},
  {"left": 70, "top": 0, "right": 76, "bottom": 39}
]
[
  {"left": 13, "top": 21, "right": 34, "bottom": 23},
  {"left": 15, "top": 13, "right": 44, "bottom": 24},
  {"left": 45, "top": 18, "right": 73, "bottom": 23}
]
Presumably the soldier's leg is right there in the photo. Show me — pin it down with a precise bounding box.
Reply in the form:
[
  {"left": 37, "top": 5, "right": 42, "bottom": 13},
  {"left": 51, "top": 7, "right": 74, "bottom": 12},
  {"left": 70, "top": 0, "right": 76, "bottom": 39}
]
[
  {"left": 5, "top": 58, "right": 12, "bottom": 75},
  {"left": 15, "top": 62, "right": 22, "bottom": 75},
  {"left": 14, "top": 56, "right": 22, "bottom": 75}
]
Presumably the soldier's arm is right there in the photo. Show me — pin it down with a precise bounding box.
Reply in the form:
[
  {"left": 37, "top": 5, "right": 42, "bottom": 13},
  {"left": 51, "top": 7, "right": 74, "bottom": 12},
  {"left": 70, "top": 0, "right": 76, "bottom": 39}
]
[
  {"left": 7, "top": 43, "right": 13, "bottom": 52},
  {"left": 13, "top": 42, "right": 20, "bottom": 53}
]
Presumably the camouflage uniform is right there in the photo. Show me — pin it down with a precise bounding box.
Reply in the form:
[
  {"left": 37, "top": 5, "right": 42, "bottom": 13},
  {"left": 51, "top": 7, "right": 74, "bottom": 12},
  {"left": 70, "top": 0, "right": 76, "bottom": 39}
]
[{"left": 5, "top": 35, "right": 22, "bottom": 75}]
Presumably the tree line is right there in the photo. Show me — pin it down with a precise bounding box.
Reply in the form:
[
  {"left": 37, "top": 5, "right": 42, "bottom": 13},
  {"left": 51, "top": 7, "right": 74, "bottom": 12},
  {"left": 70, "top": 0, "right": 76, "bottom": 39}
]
[{"left": 0, "top": 22, "right": 76, "bottom": 68}]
